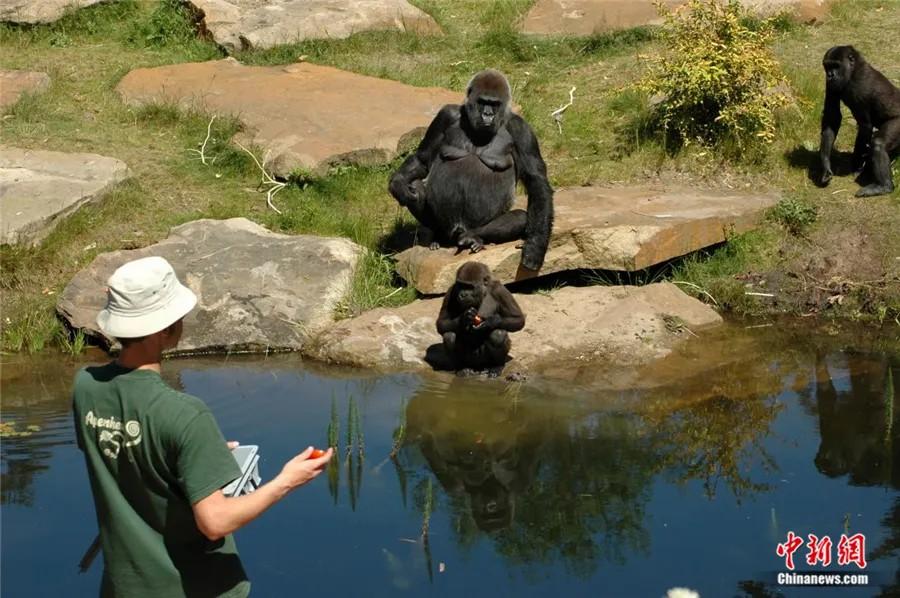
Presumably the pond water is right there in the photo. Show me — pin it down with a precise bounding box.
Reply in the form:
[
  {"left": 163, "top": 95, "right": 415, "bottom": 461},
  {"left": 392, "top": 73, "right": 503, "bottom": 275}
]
[{"left": 1, "top": 324, "right": 898, "bottom": 597}]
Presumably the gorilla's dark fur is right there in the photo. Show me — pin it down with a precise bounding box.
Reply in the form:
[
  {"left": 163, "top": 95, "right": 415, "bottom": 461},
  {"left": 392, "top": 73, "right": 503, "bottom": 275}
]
[
  {"left": 389, "top": 69, "right": 554, "bottom": 271},
  {"left": 436, "top": 262, "right": 525, "bottom": 376},
  {"left": 819, "top": 45, "right": 900, "bottom": 197}
]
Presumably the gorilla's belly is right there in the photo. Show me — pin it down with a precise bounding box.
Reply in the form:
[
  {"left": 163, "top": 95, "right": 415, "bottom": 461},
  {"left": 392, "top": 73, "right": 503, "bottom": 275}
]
[{"left": 426, "top": 155, "right": 516, "bottom": 231}]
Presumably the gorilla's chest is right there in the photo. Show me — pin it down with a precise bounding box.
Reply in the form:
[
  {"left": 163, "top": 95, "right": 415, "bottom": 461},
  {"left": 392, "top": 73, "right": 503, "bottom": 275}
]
[{"left": 439, "top": 126, "right": 515, "bottom": 172}]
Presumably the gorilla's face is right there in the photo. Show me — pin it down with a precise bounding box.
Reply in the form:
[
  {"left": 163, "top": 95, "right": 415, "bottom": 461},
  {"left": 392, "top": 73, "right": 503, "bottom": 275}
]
[
  {"left": 465, "top": 94, "right": 505, "bottom": 135},
  {"left": 455, "top": 280, "right": 484, "bottom": 310},
  {"left": 464, "top": 70, "right": 511, "bottom": 137},
  {"left": 823, "top": 47, "right": 856, "bottom": 91}
]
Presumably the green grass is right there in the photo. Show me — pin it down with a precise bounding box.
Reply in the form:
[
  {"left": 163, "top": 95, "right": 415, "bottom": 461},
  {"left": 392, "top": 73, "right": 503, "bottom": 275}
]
[{"left": 1, "top": 0, "right": 899, "bottom": 352}]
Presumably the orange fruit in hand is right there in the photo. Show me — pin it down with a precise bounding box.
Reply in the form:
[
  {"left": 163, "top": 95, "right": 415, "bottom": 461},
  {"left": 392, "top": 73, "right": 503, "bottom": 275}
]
[
  {"left": 472, "top": 314, "right": 483, "bottom": 325},
  {"left": 309, "top": 448, "right": 326, "bottom": 459}
]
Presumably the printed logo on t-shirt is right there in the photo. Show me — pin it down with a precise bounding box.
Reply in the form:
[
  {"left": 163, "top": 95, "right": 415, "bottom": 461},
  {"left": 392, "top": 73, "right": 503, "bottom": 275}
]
[{"left": 84, "top": 411, "right": 142, "bottom": 459}]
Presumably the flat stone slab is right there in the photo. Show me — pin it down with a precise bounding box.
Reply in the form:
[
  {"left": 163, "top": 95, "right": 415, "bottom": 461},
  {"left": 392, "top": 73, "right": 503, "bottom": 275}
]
[
  {"left": 305, "top": 282, "right": 722, "bottom": 372},
  {"left": 0, "top": 0, "right": 106, "bottom": 23},
  {"left": 0, "top": 70, "right": 50, "bottom": 111},
  {"left": 57, "top": 218, "right": 363, "bottom": 354},
  {"left": 116, "top": 58, "right": 460, "bottom": 177},
  {"left": 522, "top": 0, "right": 831, "bottom": 35},
  {"left": 0, "top": 146, "right": 130, "bottom": 246},
  {"left": 188, "top": 0, "right": 441, "bottom": 52},
  {"left": 395, "top": 185, "right": 780, "bottom": 294}
]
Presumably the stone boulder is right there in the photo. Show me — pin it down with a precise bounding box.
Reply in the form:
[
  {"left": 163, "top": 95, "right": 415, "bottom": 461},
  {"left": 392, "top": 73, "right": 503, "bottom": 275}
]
[
  {"left": 0, "top": 147, "right": 130, "bottom": 246},
  {"left": 395, "top": 185, "right": 779, "bottom": 294},
  {"left": 188, "top": 0, "right": 441, "bottom": 52},
  {"left": 57, "top": 218, "right": 363, "bottom": 354},
  {"left": 305, "top": 282, "right": 722, "bottom": 372},
  {"left": 116, "top": 58, "right": 460, "bottom": 177},
  {"left": 0, "top": 70, "right": 50, "bottom": 111},
  {"left": 0, "top": 0, "right": 106, "bottom": 23},
  {"left": 521, "top": 0, "right": 832, "bottom": 35}
]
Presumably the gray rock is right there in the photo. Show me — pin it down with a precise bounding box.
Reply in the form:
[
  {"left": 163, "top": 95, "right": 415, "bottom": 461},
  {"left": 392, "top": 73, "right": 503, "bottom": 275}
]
[
  {"left": 57, "top": 218, "right": 363, "bottom": 354},
  {"left": 0, "top": 146, "right": 130, "bottom": 246},
  {"left": 0, "top": 0, "right": 107, "bottom": 24},
  {"left": 115, "top": 58, "right": 460, "bottom": 177},
  {"left": 0, "top": 70, "right": 50, "bottom": 111},
  {"left": 305, "top": 282, "right": 722, "bottom": 372},
  {"left": 188, "top": 0, "right": 442, "bottom": 51},
  {"left": 522, "top": 0, "right": 832, "bottom": 35},
  {"left": 395, "top": 185, "right": 780, "bottom": 294}
]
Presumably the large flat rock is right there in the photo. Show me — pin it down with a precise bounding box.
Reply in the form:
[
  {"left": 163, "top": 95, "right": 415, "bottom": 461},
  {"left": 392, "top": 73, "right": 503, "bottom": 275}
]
[
  {"left": 522, "top": 0, "right": 831, "bottom": 35},
  {"left": 0, "top": 146, "right": 130, "bottom": 246},
  {"left": 395, "top": 185, "right": 780, "bottom": 294},
  {"left": 116, "top": 58, "right": 460, "bottom": 177},
  {"left": 0, "top": 0, "right": 106, "bottom": 23},
  {"left": 57, "top": 218, "right": 363, "bottom": 354},
  {"left": 305, "top": 282, "right": 722, "bottom": 372},
  {"left": 188, "top": 0, "right": 441, "bottom": 51},
  {"left": 0, "top": 70, "right": 50, "bottom": 111}
]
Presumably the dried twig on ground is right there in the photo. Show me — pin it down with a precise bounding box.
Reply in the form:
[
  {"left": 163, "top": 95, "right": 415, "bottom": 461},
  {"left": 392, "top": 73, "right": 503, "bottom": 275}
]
[
  {"left": 188, "top": 115, "right": 217, "bottom": 166},
  {"left": 235, "top": 141, "right": 285, "bottom": 214},
  {"left": 671, "top": 280, "right": 719, "bottom": 306},
  {"left": 550, "top": 86, "right": 576, "bottom": 134}
]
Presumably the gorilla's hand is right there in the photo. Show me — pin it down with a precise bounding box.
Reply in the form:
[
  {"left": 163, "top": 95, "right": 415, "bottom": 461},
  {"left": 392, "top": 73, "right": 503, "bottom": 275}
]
[
  {"left": 819, "top": 167, "right": 833, "bottom": 187},
  {"left": 472, "top": 314, "right": 502, "bottom": 331},
  {"left": 457, "top": 234, "right": 485, "bottom": 254},
  {"left": 463, "top": 307, "right": 479, "bottom": 331},
  {"left": 389, "top": 178, "right": 425, "bottom": 207}
]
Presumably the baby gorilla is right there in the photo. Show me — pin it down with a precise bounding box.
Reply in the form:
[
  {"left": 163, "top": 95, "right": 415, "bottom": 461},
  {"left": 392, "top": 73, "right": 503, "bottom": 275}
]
[{"left": 436, "top": 262, "right": 525, "bottom": 376}]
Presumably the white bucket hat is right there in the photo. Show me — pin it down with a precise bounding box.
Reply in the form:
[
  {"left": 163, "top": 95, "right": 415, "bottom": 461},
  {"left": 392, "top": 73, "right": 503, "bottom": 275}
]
[{"left": 97, "top": 256, "right": 197, "bottom": 338}]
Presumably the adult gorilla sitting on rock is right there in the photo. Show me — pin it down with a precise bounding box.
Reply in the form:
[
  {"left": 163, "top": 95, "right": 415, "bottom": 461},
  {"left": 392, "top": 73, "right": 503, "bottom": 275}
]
[{"left": 389, "top": 69, "right": 554, "bottom": 274}]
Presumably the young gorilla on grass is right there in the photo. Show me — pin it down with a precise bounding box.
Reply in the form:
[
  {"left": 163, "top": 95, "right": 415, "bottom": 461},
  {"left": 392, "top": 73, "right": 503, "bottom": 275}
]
[
  {"left": 818, "top": 45, "right": 900, "bottom": 197},
  {"left": 436, "top": 262, "right": 525, "bottom": 377}
]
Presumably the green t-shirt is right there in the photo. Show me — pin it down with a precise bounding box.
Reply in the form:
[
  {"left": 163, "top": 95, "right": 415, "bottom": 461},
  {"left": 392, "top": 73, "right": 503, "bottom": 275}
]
[{"left": 72, "top": 362, "right": 251, "bottom": 598}]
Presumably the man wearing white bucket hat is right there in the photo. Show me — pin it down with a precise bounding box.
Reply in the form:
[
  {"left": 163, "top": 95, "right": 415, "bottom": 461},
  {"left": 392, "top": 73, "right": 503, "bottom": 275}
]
[{"left": 72, "top": 256, "right": 332, "bottom": 597}]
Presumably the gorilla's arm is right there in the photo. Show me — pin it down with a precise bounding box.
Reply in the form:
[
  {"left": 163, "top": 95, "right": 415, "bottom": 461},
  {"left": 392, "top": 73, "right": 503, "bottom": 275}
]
[
  {"left": 481, "top": 282, "right": 525, "bottom": 332},
  {"left": 436, "top": 290, "right": 462, "bottom": 335},
  {"left": 508, "top": 115, "right": 554, "bottom": 271},
  {"left": 819, "top": 92, "right": 842, "bottom": 185},
  {"left": 389, "top": 105, "right": 458, "bottom": 206}
]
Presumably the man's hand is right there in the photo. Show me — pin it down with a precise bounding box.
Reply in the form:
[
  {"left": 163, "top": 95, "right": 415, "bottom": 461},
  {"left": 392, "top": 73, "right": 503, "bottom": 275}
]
[
  {"left": 226, "top": 441, "right": 239, "bottom": 450},
  {"left": 276, "top": 447, "right": 333, "bottom": 491}
]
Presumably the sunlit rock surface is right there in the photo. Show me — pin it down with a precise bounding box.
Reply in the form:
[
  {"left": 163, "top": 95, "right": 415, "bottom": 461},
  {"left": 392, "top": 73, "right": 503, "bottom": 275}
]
[
  {"left": 305, "top": 282, "right": 722, "bottom": 372},
  {"left": 395, "top": 185, "right": 780, "bottom": 294},
  {"left": 0, "top": 70, "right": 50, "bottom": 111},
  {"left": 58, "top": 218, "right": 363, "bottom": 353},
  {"left": 522, "top": 0, "right": 832, "bottom": 35},
  {"left": 0, "top": 146, "right": 129, "bottom": 246},
  {"left": 187, "top": 0, "right": 441, "bottom": 51},
  {"left": 116, "top": 58, "right": 460, "bottom": 177},
  {"left": 0, "top": 0, "right": 106, "bottom": 24}
]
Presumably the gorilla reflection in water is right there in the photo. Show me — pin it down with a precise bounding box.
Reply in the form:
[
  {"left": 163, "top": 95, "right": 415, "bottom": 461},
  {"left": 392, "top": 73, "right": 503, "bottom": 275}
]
[
  {"left": 813, "top": 353, "right": 899, "bottom": 489},
  {"left": 405, "top": 381, "right": 543, "bottom": 531}
]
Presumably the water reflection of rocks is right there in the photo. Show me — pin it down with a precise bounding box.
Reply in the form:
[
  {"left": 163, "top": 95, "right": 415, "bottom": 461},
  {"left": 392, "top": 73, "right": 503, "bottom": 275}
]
[{"left": 398, "top": 346, "right": 898, "bottom": 581}]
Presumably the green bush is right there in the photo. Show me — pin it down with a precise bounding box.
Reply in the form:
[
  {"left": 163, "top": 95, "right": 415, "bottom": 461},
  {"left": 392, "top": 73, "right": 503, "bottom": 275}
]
[
  {"left": 769, "top": 198, "right": 818, "bottom": 234},
  {"left": 637, "top": 0, "right": 792, "bottom": 148}
]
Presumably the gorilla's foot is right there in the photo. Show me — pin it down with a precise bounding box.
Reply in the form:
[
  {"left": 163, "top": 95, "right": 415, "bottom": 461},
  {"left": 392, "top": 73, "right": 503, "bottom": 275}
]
[
  {"left": 456, "top": 368, "right": 478, "bottom": 377},
  {"left": 856, "top": 183, "right": 894, "bottom": 197},
  {"left": 429, "top": 241, "right": 440, "bottom": 250}
]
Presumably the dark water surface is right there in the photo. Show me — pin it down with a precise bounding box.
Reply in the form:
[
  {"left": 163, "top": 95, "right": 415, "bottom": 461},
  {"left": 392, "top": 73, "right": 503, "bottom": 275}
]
[{"left": 1, "top": 326, "right": 898, "bottom": 597}]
